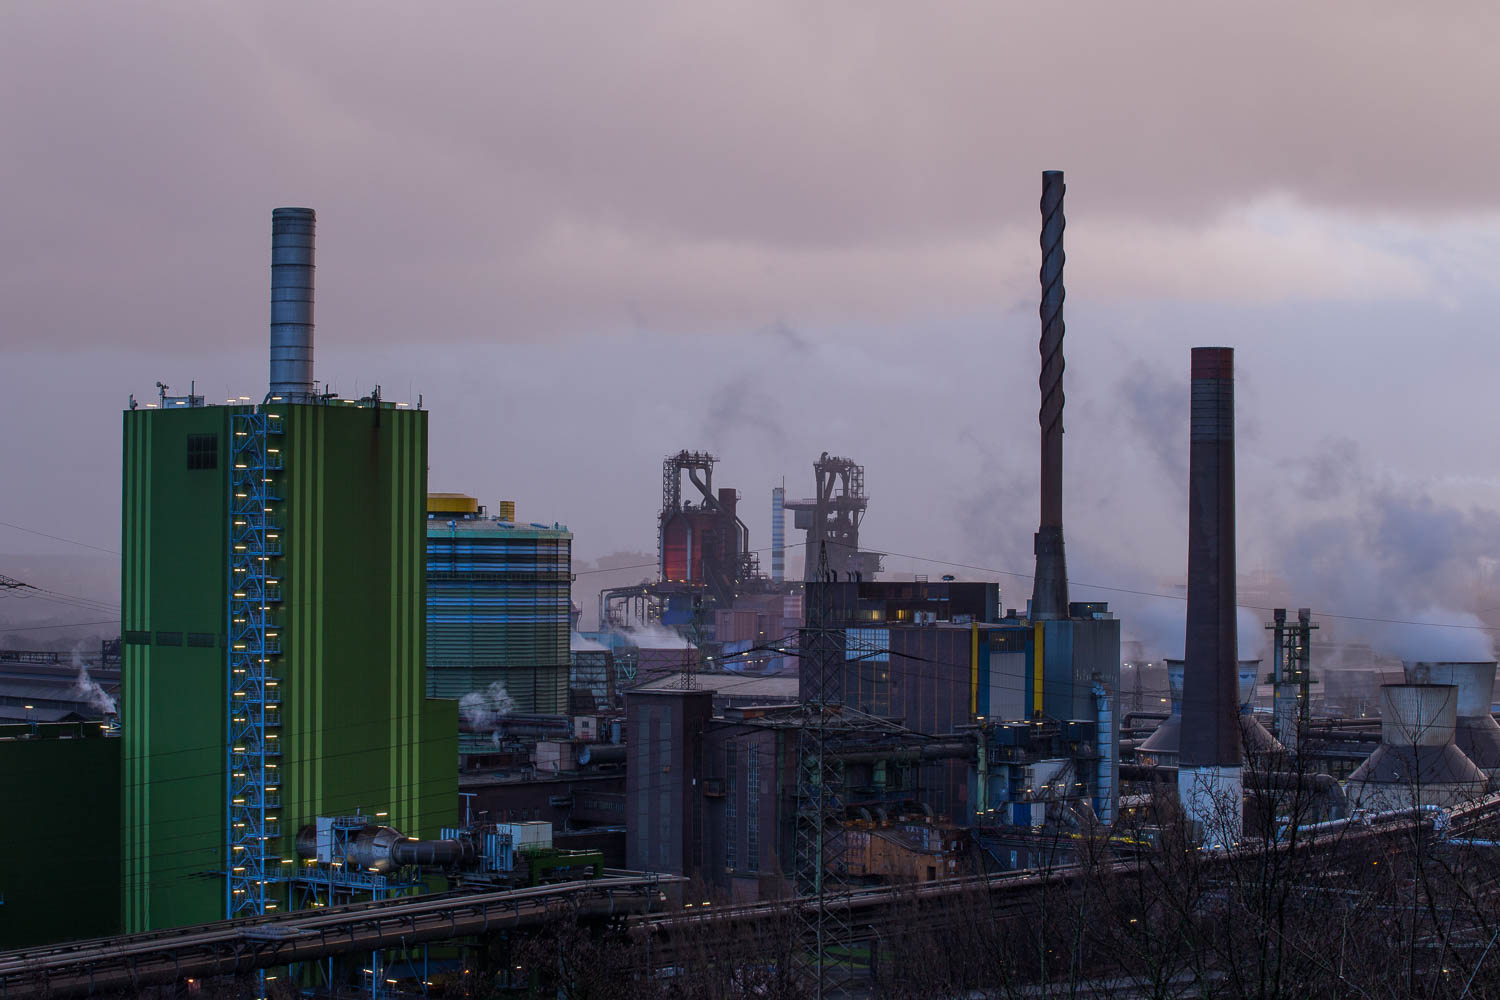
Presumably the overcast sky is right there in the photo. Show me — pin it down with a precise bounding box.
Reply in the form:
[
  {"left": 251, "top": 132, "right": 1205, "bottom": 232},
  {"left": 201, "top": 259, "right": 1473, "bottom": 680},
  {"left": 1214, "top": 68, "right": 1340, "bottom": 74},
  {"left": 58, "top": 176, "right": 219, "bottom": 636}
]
[{"left": 5, "top": 2, "right": 1500, "bottom": 654}]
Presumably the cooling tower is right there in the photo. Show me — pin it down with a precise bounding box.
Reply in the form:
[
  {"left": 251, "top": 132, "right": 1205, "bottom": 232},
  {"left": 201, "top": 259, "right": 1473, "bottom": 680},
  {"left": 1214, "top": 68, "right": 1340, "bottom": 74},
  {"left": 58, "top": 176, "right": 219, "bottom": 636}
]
[
  {"left": 1404, "top": 661, "right": 1500, "bottom": 785},
  {"left": 1346, "top": 684, "right": 1487, "bottom": 812}
]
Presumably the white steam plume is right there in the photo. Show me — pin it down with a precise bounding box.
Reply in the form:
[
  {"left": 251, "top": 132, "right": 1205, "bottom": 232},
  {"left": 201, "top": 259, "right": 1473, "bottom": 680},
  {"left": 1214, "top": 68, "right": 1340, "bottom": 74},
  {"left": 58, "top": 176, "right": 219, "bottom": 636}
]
[
  {"left": 71, "top": 646, "right": 117, "bottom": 716},
  {"left": 459, "top": 681, "right": 517, "bottom": 746}
]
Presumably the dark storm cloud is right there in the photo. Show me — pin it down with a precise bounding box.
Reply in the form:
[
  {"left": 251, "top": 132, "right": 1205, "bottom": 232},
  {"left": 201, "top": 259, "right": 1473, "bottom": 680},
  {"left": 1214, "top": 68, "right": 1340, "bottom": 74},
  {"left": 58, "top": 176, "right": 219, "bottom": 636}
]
[
  {"left": 8, "top": 1, "right": 1500, "bottom": 663},
  {"left": 1, "top": 1, "right": 1495, "bottom": 349}
]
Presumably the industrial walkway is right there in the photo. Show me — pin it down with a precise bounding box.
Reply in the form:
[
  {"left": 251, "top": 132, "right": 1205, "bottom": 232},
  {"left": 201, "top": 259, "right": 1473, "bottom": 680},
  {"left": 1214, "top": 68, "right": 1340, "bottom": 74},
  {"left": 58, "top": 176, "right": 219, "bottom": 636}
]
[
  {"left": 0, "top": 875, "right": 676, "bottom": 998},
  {"left": 8, "top": 797, "right": 1497, "bottom": 998},
  {"left": 634, "top": 797, "right": 1500, "bottom": 959}
]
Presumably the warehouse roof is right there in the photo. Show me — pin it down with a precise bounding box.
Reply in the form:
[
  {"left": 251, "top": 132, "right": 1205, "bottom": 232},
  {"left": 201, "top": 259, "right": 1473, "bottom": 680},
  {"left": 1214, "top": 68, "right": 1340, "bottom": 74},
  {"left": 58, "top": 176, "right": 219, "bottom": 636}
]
[{"left": 633, "top": 671, "right": 798, "bottom": 702}]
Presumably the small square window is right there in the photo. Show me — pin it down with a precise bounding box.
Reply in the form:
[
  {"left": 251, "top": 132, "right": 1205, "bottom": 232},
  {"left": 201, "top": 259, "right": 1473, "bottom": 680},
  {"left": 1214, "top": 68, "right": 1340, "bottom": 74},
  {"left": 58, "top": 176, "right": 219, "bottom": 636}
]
[{"left": 186, "top": 434, "right": 218, "bottom": 470}]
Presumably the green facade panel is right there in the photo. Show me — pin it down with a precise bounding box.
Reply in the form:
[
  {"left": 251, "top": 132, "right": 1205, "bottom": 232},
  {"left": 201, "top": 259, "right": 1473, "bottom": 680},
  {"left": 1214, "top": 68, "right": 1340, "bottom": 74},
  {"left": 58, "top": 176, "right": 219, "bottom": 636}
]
[
  {"left": 121, "top": 402, "right": 457, "bottom": 932},
  {"left": 121, "top": 406, "right": 235, "bottom": 932},
  {"left": 0, "top": 726, "right": 122, "bottom": 948}
]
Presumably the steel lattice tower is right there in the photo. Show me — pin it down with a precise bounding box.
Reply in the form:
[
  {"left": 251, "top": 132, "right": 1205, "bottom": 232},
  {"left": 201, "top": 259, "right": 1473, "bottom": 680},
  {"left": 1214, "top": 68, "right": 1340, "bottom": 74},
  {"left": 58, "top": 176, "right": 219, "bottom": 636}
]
[
  {"left": 227, "top": 405, "right": 285, "bottom": 919},
  {"left": 793, "top": 544, "right": 855, "bottom": 997}
]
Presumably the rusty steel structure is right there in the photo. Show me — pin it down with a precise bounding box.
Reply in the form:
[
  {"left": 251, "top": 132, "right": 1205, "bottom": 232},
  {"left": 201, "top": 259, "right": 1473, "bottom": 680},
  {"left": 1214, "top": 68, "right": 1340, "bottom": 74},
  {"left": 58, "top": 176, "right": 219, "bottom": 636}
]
[
  {"left": 785, "top": 453, "right": 882, "bottom": 584},
  {"left": 602, "top": 451, "right": 769, "bottom": 631},
  {"left": 1031, "top": 170, "right": 1069, "bottom": 621},
  {"left": 658, "top": 451, "right": 738, "bottom": 606}
]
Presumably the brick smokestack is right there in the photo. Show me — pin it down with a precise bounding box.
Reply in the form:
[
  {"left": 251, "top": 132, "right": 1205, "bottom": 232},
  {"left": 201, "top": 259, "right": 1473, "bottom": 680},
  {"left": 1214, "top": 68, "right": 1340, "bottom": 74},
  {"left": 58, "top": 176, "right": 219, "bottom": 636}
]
[
  {"left": 1178, "top": 347, "right": 1243, "bottom": 842},
  {"left": 1031, "top": 170, "right": 1069, "bottom": 621}
]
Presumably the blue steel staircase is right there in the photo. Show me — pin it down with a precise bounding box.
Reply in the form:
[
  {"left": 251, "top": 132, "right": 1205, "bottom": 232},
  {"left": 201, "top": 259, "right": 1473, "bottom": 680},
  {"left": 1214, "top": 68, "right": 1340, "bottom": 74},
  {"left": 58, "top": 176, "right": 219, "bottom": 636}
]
[{"left": 227, "top": 407, "right": 285, "bottom": 919}]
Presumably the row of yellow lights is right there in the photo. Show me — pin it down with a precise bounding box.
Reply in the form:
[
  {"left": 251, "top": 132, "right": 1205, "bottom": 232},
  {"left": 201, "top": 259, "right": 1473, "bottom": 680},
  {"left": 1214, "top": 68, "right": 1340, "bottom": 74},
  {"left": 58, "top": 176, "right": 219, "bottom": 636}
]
[{"left": 234, "top": 417, "right": 283, "bottom": 913}]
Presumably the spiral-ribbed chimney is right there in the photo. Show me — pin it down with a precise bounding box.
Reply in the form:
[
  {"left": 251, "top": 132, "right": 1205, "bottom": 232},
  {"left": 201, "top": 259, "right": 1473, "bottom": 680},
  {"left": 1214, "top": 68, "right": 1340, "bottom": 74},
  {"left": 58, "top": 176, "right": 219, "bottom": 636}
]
[
  {"left": 1031, "top": 170, "right": 1069, "bottom": 621},
  {"left": 269, "top": 207, "right": 315, "bottom": 399}
]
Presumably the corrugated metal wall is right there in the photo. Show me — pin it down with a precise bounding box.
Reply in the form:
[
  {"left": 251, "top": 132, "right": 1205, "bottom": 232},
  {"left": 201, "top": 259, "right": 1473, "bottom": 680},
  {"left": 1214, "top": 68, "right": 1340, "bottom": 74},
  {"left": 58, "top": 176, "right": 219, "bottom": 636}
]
[{"left": 424, "top": 521, "right": 572, "bottom": 715}]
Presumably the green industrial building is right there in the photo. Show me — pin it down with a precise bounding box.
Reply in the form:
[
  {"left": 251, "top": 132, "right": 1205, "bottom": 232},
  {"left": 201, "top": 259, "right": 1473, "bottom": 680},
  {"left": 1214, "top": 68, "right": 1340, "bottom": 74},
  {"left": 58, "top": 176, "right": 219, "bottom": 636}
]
[
  {"left": 118, "top": 208, "right": 457, "bottom": 933},
  {"left": 425, "top": 494, "right": 573, "bottom": 715},
  {"left": 0, "top": 723, "right": 121, "bottom": 948}
]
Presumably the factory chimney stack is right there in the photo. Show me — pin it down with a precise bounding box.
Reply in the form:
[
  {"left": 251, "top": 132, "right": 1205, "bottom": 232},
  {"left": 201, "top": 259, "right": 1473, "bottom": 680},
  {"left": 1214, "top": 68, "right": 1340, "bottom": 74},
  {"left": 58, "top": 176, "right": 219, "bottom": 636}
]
[
  {"left": 1177, "top": 346, "right": 1243, "bottom": 843},
  {"left": 269, "top": 207, "right": 316, "bottom": 399},
  {"left": 1031, "top": 170, "right": 1069, "bottom": 621},
  {"left": 771, "top": 486, "right": 786, "bottom": 584}
]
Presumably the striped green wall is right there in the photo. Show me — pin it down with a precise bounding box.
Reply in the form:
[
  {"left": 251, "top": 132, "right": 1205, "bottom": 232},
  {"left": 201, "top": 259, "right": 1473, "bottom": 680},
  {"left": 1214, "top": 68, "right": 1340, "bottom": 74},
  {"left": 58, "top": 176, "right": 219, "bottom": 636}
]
[
  {"left": 121, "top": 403, "right": 457, "bottom": 934},
  {"left": 121, "top": 406, "right": 235, "bottom": 932},
  {"left": 275, "top": 405, "right": 455, "bottom": 850},
  {"left": 0, "top": 728, "right": 121, "bottom": 947}
]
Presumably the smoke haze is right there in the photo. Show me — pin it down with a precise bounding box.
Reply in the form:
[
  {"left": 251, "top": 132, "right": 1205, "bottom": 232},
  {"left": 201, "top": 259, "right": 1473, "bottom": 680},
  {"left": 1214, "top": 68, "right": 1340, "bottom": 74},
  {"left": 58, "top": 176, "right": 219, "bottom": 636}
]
[{"left": 4, "top": 4, "right": 1500, "bottom": 670}]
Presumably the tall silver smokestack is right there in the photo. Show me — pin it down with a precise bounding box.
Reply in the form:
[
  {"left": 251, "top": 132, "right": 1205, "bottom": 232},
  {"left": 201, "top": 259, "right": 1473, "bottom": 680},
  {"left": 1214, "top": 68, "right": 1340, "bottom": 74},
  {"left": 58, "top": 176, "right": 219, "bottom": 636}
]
[
  {"left": 269, "top": 207, "right": 315, "bottom": 399},
  {"left": 1031, "top": 170, "right": 1069, "bottom": 621}
]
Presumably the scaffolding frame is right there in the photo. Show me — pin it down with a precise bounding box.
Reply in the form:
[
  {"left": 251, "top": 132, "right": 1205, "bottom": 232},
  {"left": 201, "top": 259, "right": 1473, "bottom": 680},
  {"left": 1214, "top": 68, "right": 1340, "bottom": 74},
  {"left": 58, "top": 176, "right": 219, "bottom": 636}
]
[
  {"left": 227, "top": 406, "right": 285, "bottom": 920},
  {"left": 1267, "top": 608, "right": 1318, "bottom": 753}
]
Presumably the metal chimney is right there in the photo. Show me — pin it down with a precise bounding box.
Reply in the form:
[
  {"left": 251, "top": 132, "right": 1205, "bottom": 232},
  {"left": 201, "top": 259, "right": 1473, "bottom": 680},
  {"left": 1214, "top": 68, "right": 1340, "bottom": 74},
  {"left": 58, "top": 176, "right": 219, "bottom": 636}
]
[
  {"left": 771, "top": 486, "right": 786, "bottom": 584},
  {"left": 269, "top": 207, "right": 315, "bottom": 399},
  {"left": 1031, "top": 170, "right": 1069, "bottom": 621},
  {"left": 1177, "top": 347, "right": 1243, "bottom": 843}
]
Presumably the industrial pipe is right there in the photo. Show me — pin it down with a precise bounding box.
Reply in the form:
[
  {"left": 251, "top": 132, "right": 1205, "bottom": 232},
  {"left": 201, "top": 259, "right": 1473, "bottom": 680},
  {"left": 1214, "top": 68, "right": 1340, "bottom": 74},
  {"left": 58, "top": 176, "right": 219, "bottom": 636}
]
[
  {"left": 578, "top": 743, "right": 626, "bottom": 766},
  {"left": 391, "top": 837, "right": 477, "bottom": 867},
  {"left": 1295, "top": 803, "right": 1444, "bottom": 837},
  {"left": 831, "top": 742, "right": 976, "bottom": 764},
  {"left": 1121, "top": 764, "right": 1347, "bottom": 817},
  {"left": 295, "top": 823, "right": 477, "bottom": 872},
  {"left": 459, "top": 715, "right": 572, "bottom": 738},
  {"left": 1093, "top": 679, "right": 1116, "bottom": 824}
]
